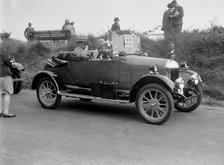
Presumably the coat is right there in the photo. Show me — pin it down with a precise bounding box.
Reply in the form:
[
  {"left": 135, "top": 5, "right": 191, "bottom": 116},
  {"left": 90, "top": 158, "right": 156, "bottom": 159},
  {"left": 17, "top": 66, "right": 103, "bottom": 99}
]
[
  {"left": 173, "top": 5, "right": 184, "bottom": 25},
  {"left": 0, "top": 51, "right": 13, "bottom": 77},
  {"left": 162, "top": 8, "right": 173, "bottom": 31}
]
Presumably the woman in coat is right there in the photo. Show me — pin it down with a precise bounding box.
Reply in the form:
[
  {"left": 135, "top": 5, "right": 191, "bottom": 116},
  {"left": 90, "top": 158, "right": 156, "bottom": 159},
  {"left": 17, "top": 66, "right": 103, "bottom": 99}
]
[{"left": 0, "top": 47, "right": 16, "bottom": 118}]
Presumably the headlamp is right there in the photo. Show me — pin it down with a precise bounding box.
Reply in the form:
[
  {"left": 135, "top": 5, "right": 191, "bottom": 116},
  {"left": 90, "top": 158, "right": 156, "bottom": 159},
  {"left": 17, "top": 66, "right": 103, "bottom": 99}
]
[
  {"left": 190, "top": 73, "right": 200, "bottom": 85},
  {"left": 165, "top": 60, "right": 179, "bottom": 69}
]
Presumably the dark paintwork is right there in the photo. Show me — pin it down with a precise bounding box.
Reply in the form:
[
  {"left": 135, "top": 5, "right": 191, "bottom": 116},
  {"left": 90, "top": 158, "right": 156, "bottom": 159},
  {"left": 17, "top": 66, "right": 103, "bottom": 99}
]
[{"left": 68, "top": 55, "right": 172, "bottom": 89}]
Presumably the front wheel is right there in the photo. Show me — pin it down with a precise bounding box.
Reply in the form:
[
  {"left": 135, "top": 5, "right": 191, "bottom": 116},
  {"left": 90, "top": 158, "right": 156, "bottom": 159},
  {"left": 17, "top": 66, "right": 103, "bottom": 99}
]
[
  {"left": 36, "top": 77, "right": 61, "bottom": 109},
  {"left": 175, "top": 83, "right": 202, "bottom": 112},
  {"left": 136, "top": 84, "right": 174, "bottom": 125}
]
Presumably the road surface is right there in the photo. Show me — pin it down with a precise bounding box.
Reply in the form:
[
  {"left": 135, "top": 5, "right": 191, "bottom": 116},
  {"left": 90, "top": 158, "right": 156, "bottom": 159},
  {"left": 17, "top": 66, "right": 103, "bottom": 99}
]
[{"left": 0, "top": 90, "right": 224, "bottom": 165}]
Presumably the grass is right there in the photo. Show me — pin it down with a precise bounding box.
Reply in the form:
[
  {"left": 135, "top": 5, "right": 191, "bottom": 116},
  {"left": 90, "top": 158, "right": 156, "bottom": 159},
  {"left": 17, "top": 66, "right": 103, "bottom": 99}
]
[{"left": 1, "top": 26, "right": 224, "bottom": 103}]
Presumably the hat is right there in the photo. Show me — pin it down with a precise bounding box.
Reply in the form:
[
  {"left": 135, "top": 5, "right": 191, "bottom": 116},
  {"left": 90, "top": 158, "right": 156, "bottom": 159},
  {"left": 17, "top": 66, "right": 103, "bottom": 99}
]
[
  {"left": 76, "top": 36, "right": 90, "bottom": 43},
  {"left": 65, "top": 19, "right": 70, "bottom": 23},
  {"left": 172, "top": 0, "right": 177, "bottom": 4},
  {"left": 114, "top": 17, "right": 120, "bottom": 21},
  {"left": 167, "top": 3, "right": 173, "bottom": 8},
  {"left": 97, "top": 38, "right": 106, "bottom": 46}
]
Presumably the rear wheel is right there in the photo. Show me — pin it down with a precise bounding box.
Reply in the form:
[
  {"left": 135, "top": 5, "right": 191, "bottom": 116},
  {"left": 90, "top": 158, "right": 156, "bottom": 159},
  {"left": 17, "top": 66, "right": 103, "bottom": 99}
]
[
  {"left": 36, "top": 77, "right": 61, "bottom": 109},
  {"left": 12, "top": 72, "right": 23, "bottom": 94},
  {"left": 136, "top": 84, "right": 174, "bottom": 125}
]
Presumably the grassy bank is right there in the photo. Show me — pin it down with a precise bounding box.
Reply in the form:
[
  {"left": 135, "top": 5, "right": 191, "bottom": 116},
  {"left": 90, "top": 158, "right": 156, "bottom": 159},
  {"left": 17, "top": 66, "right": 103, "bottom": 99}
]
[{"left": 1, "top": 26, "right": 224, "bottom": 101}]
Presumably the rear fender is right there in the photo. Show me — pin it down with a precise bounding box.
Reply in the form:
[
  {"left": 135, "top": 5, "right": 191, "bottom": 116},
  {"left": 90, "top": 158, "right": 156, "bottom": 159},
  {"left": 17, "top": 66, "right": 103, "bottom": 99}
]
[
  {"left": 129, "top": 74, "right": 175, "bottom": 102},
  {"left": 31, "top": 71, "right": 61, "bottom": 90}
]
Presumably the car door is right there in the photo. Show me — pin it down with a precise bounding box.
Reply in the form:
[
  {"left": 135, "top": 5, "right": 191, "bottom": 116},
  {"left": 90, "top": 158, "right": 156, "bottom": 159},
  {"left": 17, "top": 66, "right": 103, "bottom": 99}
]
[{"left": 69, "top": 59, "right": 119, "bottom": 87}]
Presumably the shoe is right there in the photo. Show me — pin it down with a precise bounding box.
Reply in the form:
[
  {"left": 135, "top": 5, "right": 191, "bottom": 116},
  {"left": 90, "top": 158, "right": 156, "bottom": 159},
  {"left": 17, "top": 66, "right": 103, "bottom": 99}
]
[
  {"left": 2, "top": 112, "right": 16, "bottom": 118},
  {"left": 0, "top": 112, "right": 3, "bottom": 118}
]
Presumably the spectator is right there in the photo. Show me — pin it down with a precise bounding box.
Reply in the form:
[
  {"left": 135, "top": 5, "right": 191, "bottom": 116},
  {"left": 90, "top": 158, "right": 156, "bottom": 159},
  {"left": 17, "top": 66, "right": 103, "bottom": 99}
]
[
  {"left": 0, "top": 46, "right": 16, "bottom": 118},
  {"left": 111, "top": 17, "right": 121, "bottom": 32},
  {"left": 62, "top": 19, "right": 70, "bottom": 30},
  {"left": 161, "top": 3, "right": 174, "bottom": 40},
  {"left": 171, "top": 0, "right": 184, "bottom": 34},
  {"left": 24, "top": 22, "right": 35, "bottom": 41},
  {"left": 62, "top": 19, "right": 76, "bottom": 38}
]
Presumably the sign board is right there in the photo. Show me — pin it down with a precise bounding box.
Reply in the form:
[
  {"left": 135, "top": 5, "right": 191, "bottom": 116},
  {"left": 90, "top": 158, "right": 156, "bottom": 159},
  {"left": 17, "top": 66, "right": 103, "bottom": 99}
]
[{"left": 111, "top": 33, "right": 141, "bottom": 54}]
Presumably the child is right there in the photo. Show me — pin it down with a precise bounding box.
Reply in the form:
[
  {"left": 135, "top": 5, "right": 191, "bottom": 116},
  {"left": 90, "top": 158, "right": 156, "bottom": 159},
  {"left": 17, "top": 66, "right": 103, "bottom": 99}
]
[{"left": 0, "top": 47, "right": 16, "bottom": 118}]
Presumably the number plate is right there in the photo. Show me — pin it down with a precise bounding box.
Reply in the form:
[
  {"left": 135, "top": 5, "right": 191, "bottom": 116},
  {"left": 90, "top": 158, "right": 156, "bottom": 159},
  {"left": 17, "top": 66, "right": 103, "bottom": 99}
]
[{"left": 185, "top": 95, "right": 198, "bottom": 106}]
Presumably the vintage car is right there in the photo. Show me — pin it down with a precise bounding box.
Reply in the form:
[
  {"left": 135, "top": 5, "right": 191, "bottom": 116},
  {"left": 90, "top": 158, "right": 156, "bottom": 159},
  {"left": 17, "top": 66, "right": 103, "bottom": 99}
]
[{"left": 31, "top": 34, "right": 203, "bottom": 125}]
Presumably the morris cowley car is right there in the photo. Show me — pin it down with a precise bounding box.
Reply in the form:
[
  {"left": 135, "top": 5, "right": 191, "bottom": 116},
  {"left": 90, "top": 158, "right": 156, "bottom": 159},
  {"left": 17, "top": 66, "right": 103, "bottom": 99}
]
[{"left": 31, "top": 33, "right": 203, "bottom": 125}]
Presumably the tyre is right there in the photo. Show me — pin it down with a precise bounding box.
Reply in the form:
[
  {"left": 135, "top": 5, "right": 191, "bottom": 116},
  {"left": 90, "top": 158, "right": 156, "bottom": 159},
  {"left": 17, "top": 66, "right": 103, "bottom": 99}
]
[
  {"left": 136, "top": 84, "right": 174, "bottom": 125},
  {"left": 12, "top": 71, "right": 23, "bottom": 94},
  {"left": 175, "top": 83, "right": 202, "bottom": 112},
  {"left": 36, "top": 77, "right": 61, "bottom": 109}
]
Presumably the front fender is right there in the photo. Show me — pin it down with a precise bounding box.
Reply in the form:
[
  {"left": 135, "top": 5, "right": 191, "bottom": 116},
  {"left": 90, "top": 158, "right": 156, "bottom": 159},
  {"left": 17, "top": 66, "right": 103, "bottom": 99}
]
[
  {"left": 129, "top": 74, "right": 175, "bottom": 102},
  {"left": 31, "top": 71, "right": 60, "bottom": 90},
  {"left": 179, "top": 69, "right": 202, "bottom": 86}
]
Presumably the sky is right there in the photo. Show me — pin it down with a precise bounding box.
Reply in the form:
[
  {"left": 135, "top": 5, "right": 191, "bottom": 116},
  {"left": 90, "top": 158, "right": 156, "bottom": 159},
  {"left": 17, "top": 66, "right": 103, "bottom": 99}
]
[{"left": 1, "top": 0, "right": 224, "bottom": 41}]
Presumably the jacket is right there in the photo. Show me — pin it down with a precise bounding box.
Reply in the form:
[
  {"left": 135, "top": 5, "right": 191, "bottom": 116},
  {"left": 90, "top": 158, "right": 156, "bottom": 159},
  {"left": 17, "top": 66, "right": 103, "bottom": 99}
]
[
  {"left": 162, "top": 8, "right": 173, "bottom": 31},
  {"left": 0, "top": 52, "right": 13, "bottom": 77},
  {"left": 173, "top": 5, "right": 184, "bottom": 25}
]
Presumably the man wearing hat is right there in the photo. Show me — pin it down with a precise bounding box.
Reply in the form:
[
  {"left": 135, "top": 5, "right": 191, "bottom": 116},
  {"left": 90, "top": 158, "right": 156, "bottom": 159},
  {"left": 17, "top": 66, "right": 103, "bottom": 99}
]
[
  {"left": 74, "top": 36, "right": 91, "bottom": 58},
  {"left": 24, "top": 22, "right": 34, "bottom": 41},
  {"left": 96, "top": 38, "right": 112, "bottom": 59},
  {"left": 111, "top": 17, "right": 121, "bottom": 32},
  {"left": 171, "top": 0, "right": 184, "bottom": 34},
  {"left": 162, "top": 3, "right": 174, "bottom": 40}
]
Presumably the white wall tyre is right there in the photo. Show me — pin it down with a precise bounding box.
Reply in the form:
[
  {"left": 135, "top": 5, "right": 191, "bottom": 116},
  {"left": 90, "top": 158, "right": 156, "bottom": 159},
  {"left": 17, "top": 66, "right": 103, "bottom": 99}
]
[{"left": 136, "top": 84, "right": 174, "bottom": 125}]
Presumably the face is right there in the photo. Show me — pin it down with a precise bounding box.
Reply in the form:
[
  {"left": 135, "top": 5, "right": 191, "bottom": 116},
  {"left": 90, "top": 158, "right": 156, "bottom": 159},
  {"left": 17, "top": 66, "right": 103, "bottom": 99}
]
[
  {"left": 172, "top": 3, "right": 177, "bottom": 7},
  {"left": 78, "top": 42, "right": 88, "bottom": 49}
]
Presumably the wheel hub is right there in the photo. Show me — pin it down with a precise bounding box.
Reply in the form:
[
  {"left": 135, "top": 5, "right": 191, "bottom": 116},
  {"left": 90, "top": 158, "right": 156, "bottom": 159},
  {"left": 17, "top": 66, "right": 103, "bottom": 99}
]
[{"left": 150, "top": 99, "right": 159, "bottom": 108}]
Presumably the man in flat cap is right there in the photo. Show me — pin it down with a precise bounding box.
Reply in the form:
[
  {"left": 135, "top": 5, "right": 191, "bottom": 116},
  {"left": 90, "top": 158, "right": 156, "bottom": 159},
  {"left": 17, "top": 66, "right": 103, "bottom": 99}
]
[{"left": 111, "top": 17, "right": 121, "bottom": 33}]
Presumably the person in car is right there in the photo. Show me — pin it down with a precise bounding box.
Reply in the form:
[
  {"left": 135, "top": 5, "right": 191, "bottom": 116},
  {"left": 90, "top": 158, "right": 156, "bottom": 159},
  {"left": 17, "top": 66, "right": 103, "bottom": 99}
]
[
  {"left": 74, "top": 36, "right": 91, "bottom": 58},
  {"left": 96, "top": 38, "right": 112, "bottom": 59}
]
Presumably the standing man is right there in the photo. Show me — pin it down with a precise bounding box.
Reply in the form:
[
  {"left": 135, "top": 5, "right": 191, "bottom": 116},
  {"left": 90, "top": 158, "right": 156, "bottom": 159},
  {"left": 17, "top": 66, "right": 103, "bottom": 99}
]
[
  {"left": 171, "top": 0, "right": 184, "bottom": 35},
  {"left": 111, "top": 17, "right": 121, "bottom": 32},
  {"left": 24, "top": 22, "right": 35, "bottom": 41},
  {"left": 161, "top": 3, "right": 174, "bottom": 40},
  {"left": 62, "top": 19, "right": 70, "bottom": 30}
]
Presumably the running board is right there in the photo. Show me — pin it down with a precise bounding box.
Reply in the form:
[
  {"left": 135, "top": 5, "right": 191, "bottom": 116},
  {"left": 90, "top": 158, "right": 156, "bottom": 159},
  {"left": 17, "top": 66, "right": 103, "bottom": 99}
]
[{"left": 58, "top": 91, "right": 130, "bottom": 104}]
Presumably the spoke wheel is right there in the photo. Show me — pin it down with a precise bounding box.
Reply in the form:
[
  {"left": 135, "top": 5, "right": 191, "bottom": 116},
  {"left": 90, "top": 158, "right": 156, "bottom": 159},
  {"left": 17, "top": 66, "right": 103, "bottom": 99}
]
[
  {"left": 37, "top": 77, "right": 61, "bottom": 109},
  {"left": 136, "top": 84, "right": 174, "bottom": 125},
  {"left": 175, "top": 83, "right": 202, "bottom": 112}
]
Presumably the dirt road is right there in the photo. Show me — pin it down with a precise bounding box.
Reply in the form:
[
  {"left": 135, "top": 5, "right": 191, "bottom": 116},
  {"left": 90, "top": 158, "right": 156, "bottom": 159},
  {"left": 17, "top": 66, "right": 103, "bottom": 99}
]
[{"left": 0, "top": 90, "right": 224, "bottom": 165}]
